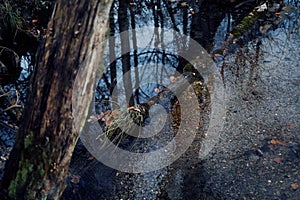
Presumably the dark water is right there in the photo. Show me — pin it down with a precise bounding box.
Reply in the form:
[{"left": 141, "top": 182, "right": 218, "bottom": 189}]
[{"left": 62, "top": 1, "right": 300, "bottom": 199}]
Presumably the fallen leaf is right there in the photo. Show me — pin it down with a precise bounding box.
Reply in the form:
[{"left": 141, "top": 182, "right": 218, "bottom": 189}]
[
  {"left": 88, "top": 156, "right": 94, "bottom": 161},
  {"left": 291, "top": 183, "right": 298, "bottom": 190},
  {"left": 287, "top": 125, "right": 296, "bottom": 129},
  {"left": 103, "top": 110, "right": 112, "bottom": 116},
  {"left": 104, "top": 115, "right": 114, "bottom": 126},
  {"left": 181, "top": 2, "right": 188, "bottom": 7},
  {"left": 273, "top": 157, "right": 281, "bottom": 164},
  {"left": 269, "top": 139, "right": 287, "bottom": 146},
  {"left": 111, "top": 110, "right": 119, "bottom": 118}
]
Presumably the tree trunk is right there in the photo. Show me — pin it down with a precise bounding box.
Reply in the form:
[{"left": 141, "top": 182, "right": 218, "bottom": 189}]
[
  {"left": 1, "top": 0, "right": 113, "bottom": 199},
  {"left": 109, "top": 4, "right": 118, "bottom": 104},
  {"left": 118, "top": 0, "right": 134, "bottom": 107}
]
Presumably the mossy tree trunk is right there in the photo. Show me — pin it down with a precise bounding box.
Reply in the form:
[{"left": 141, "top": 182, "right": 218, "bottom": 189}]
[{"left": 1, "top": 0, "right": 113, "bottom": 199}]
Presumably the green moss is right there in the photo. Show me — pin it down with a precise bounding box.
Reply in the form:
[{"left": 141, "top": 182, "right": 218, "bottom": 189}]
[
  {"left": 230, "top": 11, "right": 259, "bottom": 38},
  {"left": 8, "top": 179, "right": 17, "bottom": 197},
  {"left": 37, "top": 164, "right": 46, "bottom": 178},
  {"left": 24, "top": 132, "right": 34, "bottom": 149},
  {"left": 8, "top": 159, "right": 34, "bottom": 197},
  {"left": 41, "top": 150, "right": 47, "bottom": 160}
]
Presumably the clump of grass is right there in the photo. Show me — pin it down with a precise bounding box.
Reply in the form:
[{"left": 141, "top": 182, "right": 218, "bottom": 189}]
[{"left": 95, "top": 105, "right": 147, "bottom": 150}]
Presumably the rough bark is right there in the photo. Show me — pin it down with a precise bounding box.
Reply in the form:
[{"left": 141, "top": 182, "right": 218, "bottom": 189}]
[{"left": 1, "top": 0, "right": 113, "bottom": 199}]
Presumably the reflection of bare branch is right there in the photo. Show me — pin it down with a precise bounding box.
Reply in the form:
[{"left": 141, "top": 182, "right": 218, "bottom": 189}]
[
  {"left": 0, "top": 88, "right": 22, "bottom": 112},
  {"left": 162, "top": 0, "right": 180, "bottom": 32},
  {"left": 0, "top": 92, "right": 9, "bottom": 98},
  {"left": 137, "top": 88, "right": 152, "bottom": 99},
  {"left": 118, "top": 50, "right": 178, "bottom": 63},
  {"left": 3, "top": 104, "right": 22, "bottom": 112}
]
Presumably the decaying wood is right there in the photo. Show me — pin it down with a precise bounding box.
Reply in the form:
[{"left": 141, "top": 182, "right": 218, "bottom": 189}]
[
  {"left": 230, "top": 3, "right": 297, "bottom": 39},
  {"left": 96, "top": 64, "right": 210, "bottom": 143}
]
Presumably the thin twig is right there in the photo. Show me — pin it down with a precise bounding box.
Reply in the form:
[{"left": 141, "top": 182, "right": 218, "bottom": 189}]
[
  {"left": 3, "top": 104, "right": 22, "bottom": 112},
  {"left": 0, "top": 89, "right": 22, "bottom": 112}
]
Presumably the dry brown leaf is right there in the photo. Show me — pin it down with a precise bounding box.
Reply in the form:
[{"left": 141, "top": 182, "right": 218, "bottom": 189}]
[
  {"left": 269, "top": 139, "right": 287, "bottom": 146},
  {"left": 273, "top": 157, "right": 281, "bottom": 164},
  {"left": 102, "top": 109, "right": 119, "bottom": 126},
  {"left": 101, "top": 110, "right": 113, "bottom": 122},
  {"left": 181, "top": 2, "right": 188, "bottom": 7},
  {"left": 104, "top": 115, "right": 114, "bottom": 126},
  {"left": 291, "top": 183, "right": 299, "bottom": 190},
  {"left": 111, "top": 109, "right": 119, "bottom": 118},
  {"left": 88, "top": 156, "right": 94, "bottom": 161},
  {"left": 103, "top": 110, "right": 112, "bottom": 116},
  {"left": 287, "top": 124, "right": 296, "bottom": 129}
]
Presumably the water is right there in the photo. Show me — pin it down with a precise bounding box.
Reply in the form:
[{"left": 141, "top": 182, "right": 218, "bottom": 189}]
[{"left": 62, "top": 1, "right": 300, "bottom": 199}]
